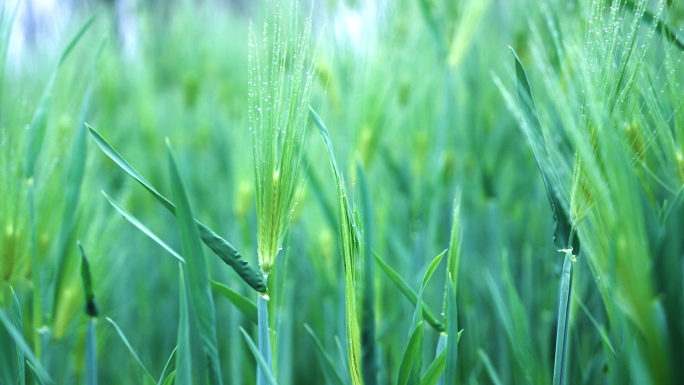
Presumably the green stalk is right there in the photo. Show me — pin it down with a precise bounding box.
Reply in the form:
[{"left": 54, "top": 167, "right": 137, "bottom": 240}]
[
  {"left": 552, "top": 249, "right": 574, "bottom": 385},
  {"left": 85, "top": 320, "right": 97, "bottom": 385},
  {"left": 257, "top": 294, "right": 273, "bottom": 385}
]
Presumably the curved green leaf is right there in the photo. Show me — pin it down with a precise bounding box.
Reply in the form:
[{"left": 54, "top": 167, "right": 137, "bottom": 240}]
[
  {"left": 310, "top": 107, "right": 364, "bottom": 385},
  {"left": 374, "top": 252, "right": 444, "bottom": 332},
  {"left": 240, "top": 327, "right": 277, "bottom": 385},
  {"left": 511, "top": 48, "right": 580, "bottom": 255},
  {"left": 167, "top": 140, "right": 223, "bottom": 385},
  {"left": 0, "top": 309, "right": 52, "bottom": 384},
  {"left": 210, "top": 280, "right": 258, "bottom": 325},
  {"left": 105, "top": 317, "right": 156, "bottom": 385},
  {"left": 102, "top": 192, "right": 184, "bottom": 263},
  {"left": 304, "top": 324, "right": 346, "bottom": 385},
  {"left": 420, "top": 347, "right": 446, "bottom": 385},
  {"left": 157, "top": 347, "right": 177, "bottom": 385},
  {"left": 397, "top": 322, "right": 424, "bottom": 385},
  {"left": 87, "top": 125, "right": 266, "bottom": 292}
]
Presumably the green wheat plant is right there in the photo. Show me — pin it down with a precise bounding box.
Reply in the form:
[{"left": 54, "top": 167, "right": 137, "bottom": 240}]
[{"left": 247, "top": 2, "right": 319, "bottom": 382}]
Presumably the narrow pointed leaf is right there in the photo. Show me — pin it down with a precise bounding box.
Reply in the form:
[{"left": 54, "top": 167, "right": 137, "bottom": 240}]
[
  {"left": 239, "top": 327, "right": 277, "bottom": 385},
  {"left": 397, "top": 322, "right": 424, "bottom": 385},
  {"left": 445, "top": 277, "right": 458, "bottom": 385},
  {"left": 304, "top": 324, "right": 346, "bottom": 385},
  {"left": 175, "top": 267, "right": 192, "bottom": 385},
  {"left": 478, "top": 349, "right": 504, "bottom": 385},
  {"left": 167, "top": 140, "right": 223, "bottom": 385},
  {"left": 310, "top": 107, "right": 364, "bottom": 385},
  {"left": 210, "top": 280, "right": 258, "bottom": 324},
  {"left": 374, "top": 252, "right": 444, "bottom": 331},
  {"left": 511, "top": 48, "right": 580, "bottom": 255},
  {"left": 0, "top": 309, "right": 51, "bottom": 384},
  {"left": 157, "top": 347, "right": 177, "bottom": 385},
  {"left": 421, "top": 249, "right": 446, "bottom": 290},
  {"left": 87, "top": 125, "right": 265, "bottom": 292},
  {"left": 443, "top": 193, "right": 461, "bottom": 319},
  {"left": 162, "top": 372, "right": 176, "bottom": 385},
  {"left": 103, "top": 192, "right": 184, "bottom": 263},
  {"left": 420, "top": 346, "right": 446, "bottom": 385},
  {"left": 105, "top": 317, "right": 156, "bottom": 384},
  {"left": 26, "top": 362, "right": 47, "bottom": 385}
]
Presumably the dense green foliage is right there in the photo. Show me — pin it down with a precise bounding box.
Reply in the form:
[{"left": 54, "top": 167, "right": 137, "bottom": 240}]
[{"left": 2, "top": 0, "right": 684, "bottom": 383}]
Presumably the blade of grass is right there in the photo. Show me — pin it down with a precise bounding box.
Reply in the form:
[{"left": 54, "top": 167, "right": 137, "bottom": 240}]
[
  {"left": 304, "top": 324, "right": 346, "bottom": 385},
  {"left": 511, "top": 48, "right": 578, "bottom": 384},
  {"left": 425, "top": 330, "right": 462, "bottom": 385},
  {"left": 162, "top": 372, "right": 176, "bottom": 385},
  {"left": 397, "top": 321, "right": 424, "bottom": 385},
  {"left": 373, "top": 252, "right": 444, "bottom": 332},
  {"left": 105, "top": 317, "right": 156, "bottom": 384},
  {"left": 444, "top": 276, "right": 458, "bottom": 384},
  {"left": 443, "top": 193, "right": 462, "bottom": 306},
  {"left": 398, "top": 250, "right": 445, "bottom": 385},
  {"left": 477, "top": 349, "right": 503, "bottom": 385},
  {"left": 0, "top": 309, "right": 52, "bottom": 384},
  {"left": 210, "top": 280, "right": 258, "bottom": 324},
  {"left": 87, "top": 125, "right": 265, "bottom": 293},
  {"left": 26, "top": 361, "right": 47, "bottom": 385},
  {"left": 420, "top": 346, "right": 446, "bottom": 385},
  {"left": 240, "top": 327, "right": 277, "bottom": 385},
  {"left": 11, "top": 287, "right": 24, "bottom": 385},
  {"left": 510, "top": 48, "right": 580, "bottom": 255},
  {"left": 310, "top": 107, "right": 363, "bottom": 385},
  {"left": 167, "top": 139, "right": 223, "bottom": 385},
  {"left": 157, "top": 347, "right": 177, "bottom": 385},
  {"left": 102, "top": 191, "right": 184, "bottom": 263},
  {"left": 574, "top": 295, "right": 615, "bottom": 355},
  {"left": 175, "top": 266, "right": 192, "bottom": 385},
  {"left": 553, "top": 253, "right": 574, "bottom": 385}
]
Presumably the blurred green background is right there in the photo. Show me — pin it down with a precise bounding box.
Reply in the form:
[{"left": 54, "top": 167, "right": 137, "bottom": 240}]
[{"left": 2, "top": 0, "right": 684, "bottom": 383}]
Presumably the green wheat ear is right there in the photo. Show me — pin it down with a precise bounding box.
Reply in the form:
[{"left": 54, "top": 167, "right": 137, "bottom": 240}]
[{"left": 248, "top": 2, "right": 319, "bottom": 277}]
